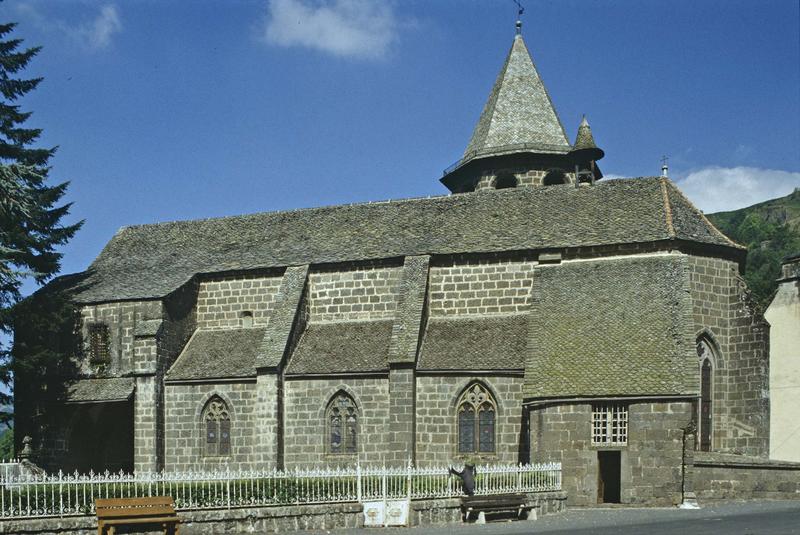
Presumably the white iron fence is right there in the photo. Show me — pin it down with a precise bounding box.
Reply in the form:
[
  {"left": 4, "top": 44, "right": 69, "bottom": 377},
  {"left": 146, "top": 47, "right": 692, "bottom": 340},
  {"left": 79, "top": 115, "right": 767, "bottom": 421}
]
[{"left": 0, "top": 462, "right": 561, "bottom": 519}]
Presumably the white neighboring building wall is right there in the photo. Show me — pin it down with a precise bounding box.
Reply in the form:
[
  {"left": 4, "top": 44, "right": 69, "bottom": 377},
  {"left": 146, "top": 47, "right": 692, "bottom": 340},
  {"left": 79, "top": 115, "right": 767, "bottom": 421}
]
[{"left": 765, "top": 254, "right": 800, "bottom": 462}]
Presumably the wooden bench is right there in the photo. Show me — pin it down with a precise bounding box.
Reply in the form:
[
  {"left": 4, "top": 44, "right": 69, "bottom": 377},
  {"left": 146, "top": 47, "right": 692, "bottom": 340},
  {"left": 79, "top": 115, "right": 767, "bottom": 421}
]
[
  {"left": 95, "top": 496, "right": 180, "bottom": 535},
  {"left": 461, "top": 493, "right": 535, "bottom": 524}
]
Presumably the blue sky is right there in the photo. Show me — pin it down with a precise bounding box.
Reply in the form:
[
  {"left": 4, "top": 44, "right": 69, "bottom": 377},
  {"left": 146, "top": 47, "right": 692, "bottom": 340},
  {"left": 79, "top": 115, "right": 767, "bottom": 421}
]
[{"left": 3, "top": 0, "right": 800, "bottom": 290}]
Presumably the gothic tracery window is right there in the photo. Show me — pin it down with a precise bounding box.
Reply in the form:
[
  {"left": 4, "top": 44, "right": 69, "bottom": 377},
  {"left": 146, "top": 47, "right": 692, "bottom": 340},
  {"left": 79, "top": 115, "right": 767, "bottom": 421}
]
[
  {"left": 696, "top": 338, "right": 715, "bottom": 452},
  {"left": 457, "top": 383, "right": 496, "bottom": 454},
  {"left": 327, "top": 392, "right": 357, "bottom": 455},
  {"left": 203, "top": 396, "right": 231, "bottom": 456}
]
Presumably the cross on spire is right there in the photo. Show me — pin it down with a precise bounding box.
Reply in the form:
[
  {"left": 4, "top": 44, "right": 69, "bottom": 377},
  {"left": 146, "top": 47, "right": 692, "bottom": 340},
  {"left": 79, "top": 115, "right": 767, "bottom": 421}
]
[{"left": 513, "top": 0, "right": 525, "bottom": 34}]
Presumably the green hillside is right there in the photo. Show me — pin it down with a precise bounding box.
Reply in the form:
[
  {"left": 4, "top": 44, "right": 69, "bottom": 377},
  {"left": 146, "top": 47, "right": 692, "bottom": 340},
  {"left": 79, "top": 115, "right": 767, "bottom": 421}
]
[{"left": 707, "top": 188, "right": 800, "bottom": 309}]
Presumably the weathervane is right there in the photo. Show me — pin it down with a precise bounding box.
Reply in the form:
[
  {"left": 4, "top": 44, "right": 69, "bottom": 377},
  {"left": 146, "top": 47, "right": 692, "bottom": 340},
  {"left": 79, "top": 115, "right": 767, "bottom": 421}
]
[{"left": 513, "top": 0, "right": 525, "bottom": 34}]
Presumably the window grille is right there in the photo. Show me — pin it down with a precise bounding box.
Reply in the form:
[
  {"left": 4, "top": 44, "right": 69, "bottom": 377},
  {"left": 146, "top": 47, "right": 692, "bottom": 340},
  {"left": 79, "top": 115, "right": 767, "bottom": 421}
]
[
  {"left": 457, "top": 383, "right": 496, "bottom": 454},
  {"left": 203, "top": 397, "right": 231, "bottom": 456},
  {"left": 591, "top": 403, "right": 628, "bottom": 445},
  {"left": 88, "top": 324, "right": 110, "bottom": 363},
  {"left": 327, "top": 393, "right": 357, "bottom": 455}
]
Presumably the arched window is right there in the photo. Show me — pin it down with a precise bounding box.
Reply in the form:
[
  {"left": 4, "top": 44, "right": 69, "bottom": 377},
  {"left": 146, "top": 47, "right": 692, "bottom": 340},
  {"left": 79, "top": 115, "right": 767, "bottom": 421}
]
[
  {"left": 327, "top": 392, "right": 357, "bottom": 454},
  {"left": 542, "top": 169, "right": 567, "bottom": 186},
  {"left": 203, "top": 396, "right": 231, "bottom": 456},
  {"left": 457, "top": 383, "right": 496, "bottom": 454},
  {"left": 494, "top": 173, "right": 518, "bottom": 189},
  {"left": 696, "top": 338, "right": 716, "bottom": 452}
]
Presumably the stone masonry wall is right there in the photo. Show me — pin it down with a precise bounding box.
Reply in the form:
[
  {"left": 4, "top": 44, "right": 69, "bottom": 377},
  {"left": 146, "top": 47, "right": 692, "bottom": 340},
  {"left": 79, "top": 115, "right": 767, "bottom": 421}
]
[
  {"left": 164, "top": 382, "right": 258, "bottom": 472},
  {"left": 692, "top": 452, "right": 800, "bottom": 502},
  {"left": 196, "top": 271, "right": 283, "bottom": 330},
  {"left": 529, "top": 400, "right": 693, "bottom": 507},
  {"left": 282, "top": 377, "right": 390, "bottom": 468},
  {"left": 79, "top": 300, "right": 162, "bottom": 375},
  {"left": 475, "top": 167, "right": 577, "bottom": 190},
  {"left": 687, "top": 255, "right": 769, "bottom": 456},
  {"left": 0, "top": 493, "right": 567, "bottom": 534},
  {"left": 428, "top": 257, "right": 536, "bottom": 316},
  {"left": 415, "top": 376, "right": 524, "bottom": 466},
  {"left": 308, "top": 263, "right": 402, "bottom": 322}
]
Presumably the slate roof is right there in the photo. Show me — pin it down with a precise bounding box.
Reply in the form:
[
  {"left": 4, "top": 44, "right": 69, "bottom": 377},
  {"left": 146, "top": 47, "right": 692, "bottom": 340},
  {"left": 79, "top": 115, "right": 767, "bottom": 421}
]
[
  {"left": 66, "top": 377, "right": 135, "bottom": 403},
  {"left": 134, "top": 319, "right": 162, "bottom": 337},
  {"left": 286, "top": 320, "right": 394, "bottom": 375},
  {"left": 167, "top": 328, "right": 266, "bottom": 380},
  {"left": 524, "top": 255, "right": 699, "bottom": 400},
  {"left": 461, "top": 34, "right": 571, "bottom": 164},
  {"left": 418, "top": 314, "right": 528, "bottom": 370},
  {"left": 64, "top": 177, "right": 741, "bottom": 304}
]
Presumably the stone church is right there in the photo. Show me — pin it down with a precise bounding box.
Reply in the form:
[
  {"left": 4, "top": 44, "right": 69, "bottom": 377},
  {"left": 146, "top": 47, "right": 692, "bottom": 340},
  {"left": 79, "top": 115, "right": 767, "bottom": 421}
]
[{"left": 16, "top": 27, "right": 769, "bottom": 506}]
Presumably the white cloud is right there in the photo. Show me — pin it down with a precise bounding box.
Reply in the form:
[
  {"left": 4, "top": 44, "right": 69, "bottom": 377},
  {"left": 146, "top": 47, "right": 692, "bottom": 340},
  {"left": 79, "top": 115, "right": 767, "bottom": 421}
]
[
  {"left": 78, "top": 5, "right": 122, "bottom": 50},
  {"left": 13, "top": 3, "right": 122, "bottom": 51},
  {"left": 262, "top": 0, "right": 398, "bottom": 60},
  {"left": 675, "top": 166, "right": 800, "bottom": 213}
]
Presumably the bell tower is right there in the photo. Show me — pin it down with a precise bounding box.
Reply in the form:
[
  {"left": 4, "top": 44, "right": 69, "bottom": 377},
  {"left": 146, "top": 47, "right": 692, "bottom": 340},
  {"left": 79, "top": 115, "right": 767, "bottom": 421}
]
[{"left": 441, "top": 19, "right": 604, "bottom": 193}]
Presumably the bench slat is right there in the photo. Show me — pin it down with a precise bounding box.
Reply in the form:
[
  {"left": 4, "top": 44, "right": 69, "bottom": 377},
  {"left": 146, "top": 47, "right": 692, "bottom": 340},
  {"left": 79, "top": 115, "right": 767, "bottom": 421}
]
[
  {"left": 96, "top": 496, "right": 175, "bottom": 508},
  {"left": 99, "top": 516, "right": 179, "bottom": 525},
  {"left": 97, "top": 506, "right": 177, "bottom": 518}
]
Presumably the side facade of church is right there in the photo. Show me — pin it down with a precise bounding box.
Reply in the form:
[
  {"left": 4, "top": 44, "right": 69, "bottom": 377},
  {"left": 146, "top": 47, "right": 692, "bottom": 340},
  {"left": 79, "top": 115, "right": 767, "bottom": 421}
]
[{"left": 15, "top": 31, "right": 770, "bottom": 507}]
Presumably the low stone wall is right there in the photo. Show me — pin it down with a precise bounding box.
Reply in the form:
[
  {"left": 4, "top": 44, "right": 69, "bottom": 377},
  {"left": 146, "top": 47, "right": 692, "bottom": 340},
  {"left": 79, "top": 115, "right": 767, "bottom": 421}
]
[
  {"left": 0, "top": 491, "right": 567, "bottom": 534},
  {"left": 692, "top": 452, "right": 800, "bottom": 502}
]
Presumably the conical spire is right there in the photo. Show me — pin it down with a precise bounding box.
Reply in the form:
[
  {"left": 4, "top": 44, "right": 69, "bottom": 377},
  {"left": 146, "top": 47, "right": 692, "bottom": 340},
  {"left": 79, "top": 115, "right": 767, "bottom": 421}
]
[
  {"left": 568, "top": 116, "right": 604, "bottom": 185},
  {"left": 573, "top": 116, "right": 600, "bottom": 152},
  {"left": 462, "top": 34, "right": 571, "bottom": 160}
]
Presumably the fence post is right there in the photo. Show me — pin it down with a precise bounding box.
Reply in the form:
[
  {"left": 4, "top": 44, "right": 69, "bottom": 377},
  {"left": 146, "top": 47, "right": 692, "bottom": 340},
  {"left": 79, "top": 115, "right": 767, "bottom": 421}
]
[
  {"left": 356, "top": 464, "right": 362, "bottom": 503},
  {"left": 517, "top": 463, "right": 522, "bottom": 492},
  {"left": 381, "top": 464, "right": 387, "bottom": 504},
  {"left": 226, "top": 465, "right": 231, "bottom": 509},
  {"left": 406, "top": 459, "right": 412, "bottom": 501},
  {"left": 57, "top": 470, "right": 63, "bottom": 518},
  {"left": 295, "top": 467, "right": 300, "bottom": 505}
]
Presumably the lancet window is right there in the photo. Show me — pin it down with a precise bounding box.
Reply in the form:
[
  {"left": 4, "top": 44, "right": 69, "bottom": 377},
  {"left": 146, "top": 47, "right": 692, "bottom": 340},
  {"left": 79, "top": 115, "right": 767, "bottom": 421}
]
[
  {"left": 696, "top": 337, "right": 716, "bottom": 452},
  {"left": 457, "top": 383, "right": 496, "bottom": 454},
  {"left": 327, "top": 392, "right": 357, "bottom": 455},
  {"left": 203, "top": 396, "right": 231, "bottom": 456}
]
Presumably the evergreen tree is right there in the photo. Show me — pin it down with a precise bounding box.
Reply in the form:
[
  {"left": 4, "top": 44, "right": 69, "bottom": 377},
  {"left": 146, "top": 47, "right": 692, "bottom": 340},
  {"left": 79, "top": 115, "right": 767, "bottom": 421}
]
[{"left": 0, "top": 23, "right": 82, "bottom": 427}]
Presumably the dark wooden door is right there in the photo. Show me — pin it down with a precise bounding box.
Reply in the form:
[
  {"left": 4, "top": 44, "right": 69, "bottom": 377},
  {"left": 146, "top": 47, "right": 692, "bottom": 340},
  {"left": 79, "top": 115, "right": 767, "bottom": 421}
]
[{"left": 597, "top": 451, "right": 621, "bottom": 503}]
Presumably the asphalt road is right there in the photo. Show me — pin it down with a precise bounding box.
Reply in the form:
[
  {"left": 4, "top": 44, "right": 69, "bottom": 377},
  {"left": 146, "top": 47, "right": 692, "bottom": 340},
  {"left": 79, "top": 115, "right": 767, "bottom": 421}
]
[{"left": 298, "top": 500, "right": 800, "bottom": 535}]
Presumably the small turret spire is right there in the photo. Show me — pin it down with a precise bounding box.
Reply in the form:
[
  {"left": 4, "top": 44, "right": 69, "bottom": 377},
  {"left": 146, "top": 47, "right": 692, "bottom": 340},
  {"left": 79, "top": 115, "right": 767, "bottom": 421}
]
[
  {"left": 661, "top": 155, "right": 669, "bottom": 178},
  {"left": 569, "top": 115, "right": 605, "bottom": 186}
]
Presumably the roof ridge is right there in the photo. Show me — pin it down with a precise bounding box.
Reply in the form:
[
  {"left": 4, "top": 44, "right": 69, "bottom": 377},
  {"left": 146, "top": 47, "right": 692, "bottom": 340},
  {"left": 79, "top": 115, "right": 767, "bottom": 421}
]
[
  {"left": 309, "top": 318, "right": 395, "bottom": 326},
  {"left": 113, "top": 176, "right": 662, "bottom": 234},
  {"left": 525, "top": 38, "right": 569, "bottom": 144},
  {"left": 664, "top": 179, "right": 743, "bottom": 249},
  {"left": 429, "top": 312, "right": 529, "bottom": 322},
  {"left": 463, "top": 39, "right": 512, "bottom": 156},
  {"left": 660, "top": 177, "right": 677, "bottom": 238},
  {"left": 165, "top": 328, "right": 200, "bottom": 377}
]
